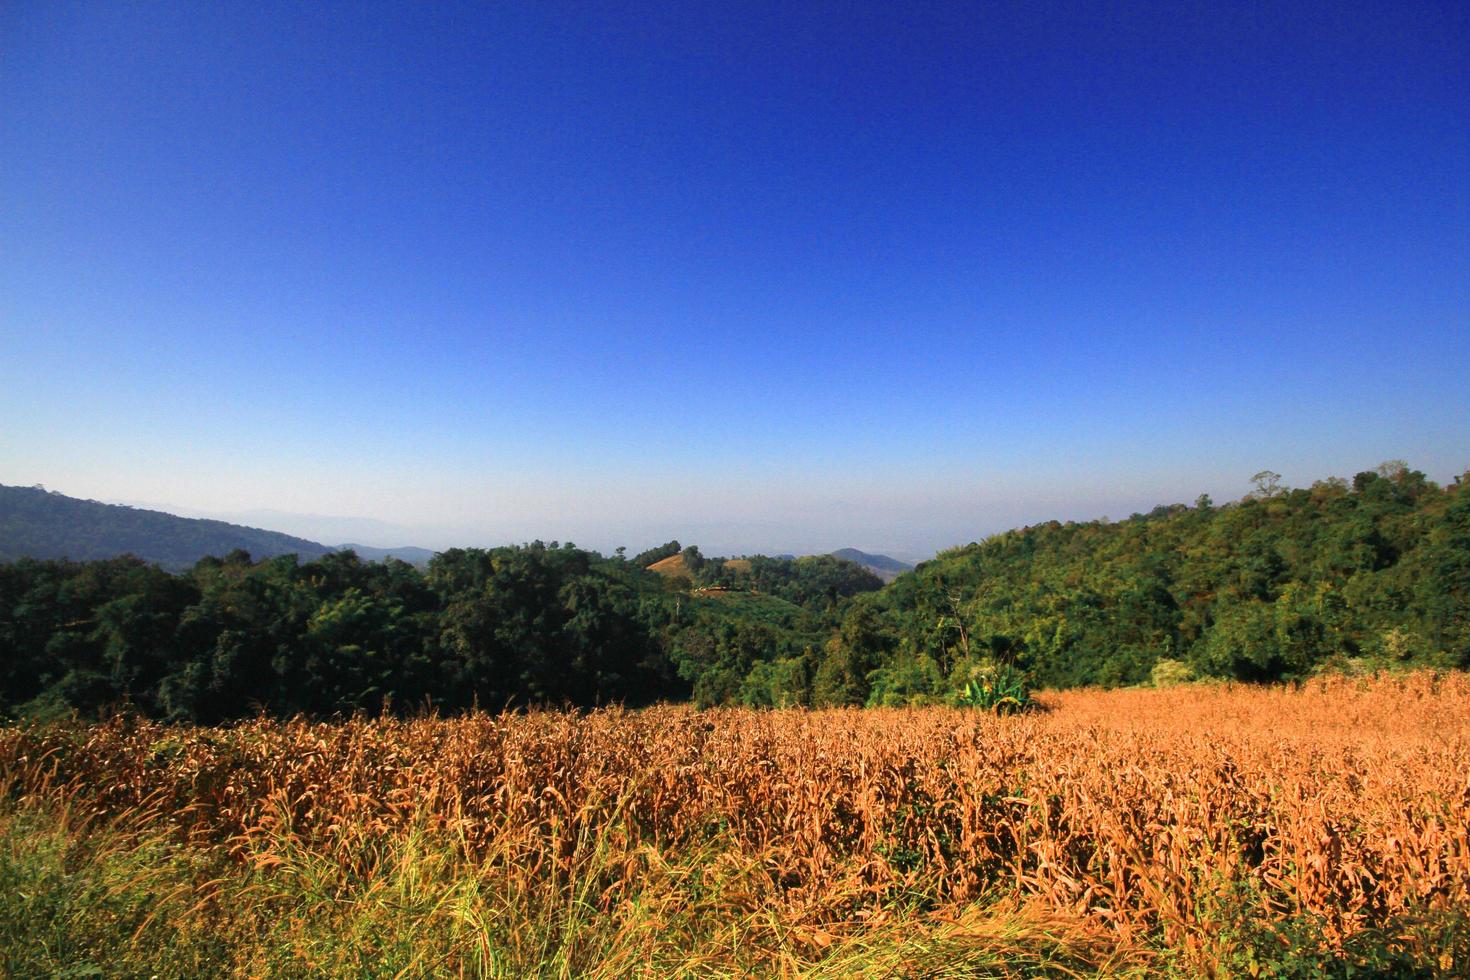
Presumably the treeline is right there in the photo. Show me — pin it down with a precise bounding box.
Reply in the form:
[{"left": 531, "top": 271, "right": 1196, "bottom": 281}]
[
  {"left": 0, "top": 543, "right": 878, "bottom": 722},
  {"left": 2, "top": 462, "right": 1468, "bottom": 720}
]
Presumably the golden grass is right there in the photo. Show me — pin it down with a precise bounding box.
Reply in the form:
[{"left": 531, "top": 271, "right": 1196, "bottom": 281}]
[
  {"left": 646, "top": 553, "right": 693, "bottom": 580},
  {"left": 3, "top": 672, "right": 1468, "bottom": 974}
]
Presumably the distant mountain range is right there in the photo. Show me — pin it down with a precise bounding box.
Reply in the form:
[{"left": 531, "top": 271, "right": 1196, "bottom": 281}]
[
  {"left": 0, "top": 485, "right": 434, "bottom": 571},
  {"left": 829, "top": 548, "right": 914, "bottom": 582},
  {"left": 336, "top": 543, "right": 438, "bottom": 565},
  {"left": 0, "top": 484, "right": 910, "bottom": 579}
]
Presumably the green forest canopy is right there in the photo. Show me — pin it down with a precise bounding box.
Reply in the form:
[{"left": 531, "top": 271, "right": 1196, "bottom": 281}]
[{"left": 2, "top": 462, "right": 1467, "bottom": 721}]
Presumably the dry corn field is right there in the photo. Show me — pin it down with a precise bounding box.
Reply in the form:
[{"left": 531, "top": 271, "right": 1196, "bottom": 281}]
[{"left": 4, "top": 672, "right": 1470, "bottom": 977}]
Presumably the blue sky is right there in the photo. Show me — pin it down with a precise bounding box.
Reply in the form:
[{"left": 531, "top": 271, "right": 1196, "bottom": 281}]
[{"left": 3, "top": 1, "right": 1467, "bottom": 557}]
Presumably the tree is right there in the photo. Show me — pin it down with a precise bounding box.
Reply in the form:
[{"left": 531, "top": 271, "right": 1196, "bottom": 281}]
[
  {"left": 1250, "top": 470, "right": 1283, "bottom": 499},
  {"left": 632, "top": 540, "right": 681, "bottom": 568},
  {"left": 813, "top": 603, "right": 890, "bottom": 705}
]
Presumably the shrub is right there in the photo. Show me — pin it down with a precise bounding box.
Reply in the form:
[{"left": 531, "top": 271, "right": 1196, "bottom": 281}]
[
  {"left": 953, "top": 662, "right": 1032, "bottom": 713},
  {"left": 1150, "top": 658, "right": 1195, "bottom": 688}
]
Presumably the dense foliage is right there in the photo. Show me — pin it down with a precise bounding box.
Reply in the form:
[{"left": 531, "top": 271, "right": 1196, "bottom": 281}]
[
  {"left": 689, "top": 550, "right": 885, "bottom": 608},
  {"left": 1, "top": 462, "right": 1467, "bottom": 720},
  {"left": 0, "top": 542, "right": 879, "bottom": 721},
  {"left": 862, "top": 462, "right": 1470, "bottom": 694}
]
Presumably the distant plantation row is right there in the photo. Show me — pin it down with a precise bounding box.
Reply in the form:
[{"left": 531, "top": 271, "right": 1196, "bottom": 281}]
[{"left": 1, "top": 461, "right": 1467, "bottom": 721}]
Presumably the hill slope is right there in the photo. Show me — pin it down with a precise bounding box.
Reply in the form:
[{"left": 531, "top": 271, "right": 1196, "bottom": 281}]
[
  {"left": 647, "top": 552, "right": 694, "bottom": 581},
  {"left": 861, "top": 463, "right": 1470, "bottom": 690},
  {"left": 0, "top": 484, "right": 335, "bottom": 570},
  {"left": 336, "top": 543, "right": 437, "bottom": 566},
  {"left": 830, "top": 548, "right": 913, "bottom": 582}
]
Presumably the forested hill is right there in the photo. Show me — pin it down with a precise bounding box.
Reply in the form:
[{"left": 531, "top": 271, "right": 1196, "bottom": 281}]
[
  {"left": 0, "top": 485, "right": 334, "bottom": 570},
  {"left": 858, "top": 463, "right": 1470, "bottom": 694}
]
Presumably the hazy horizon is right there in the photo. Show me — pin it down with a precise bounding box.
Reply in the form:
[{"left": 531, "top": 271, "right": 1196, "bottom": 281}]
[
  {"left": 5, "top": 456, "right": 1466, "bottom": 563},
  {"left": 4, "top": 3, "right": 1466, "bottom": 557}
]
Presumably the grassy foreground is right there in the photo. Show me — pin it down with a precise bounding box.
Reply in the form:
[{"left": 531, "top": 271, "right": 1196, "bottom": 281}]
[{"left": 3, "top": 675, "right": 1469, "bottom": 977}]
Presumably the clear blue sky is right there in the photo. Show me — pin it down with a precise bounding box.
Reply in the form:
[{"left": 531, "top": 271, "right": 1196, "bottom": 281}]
[{"left": 3, "top": 1, "right": 1467, "bottom": 557}]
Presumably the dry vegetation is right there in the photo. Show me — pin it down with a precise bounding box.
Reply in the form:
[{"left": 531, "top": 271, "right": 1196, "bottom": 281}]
[
  {"left": 3, "top": 673, "right": 1469, "bottom": 976},
  {"left": 646, "top": 552, "right": 694, "bottom": 581}
]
